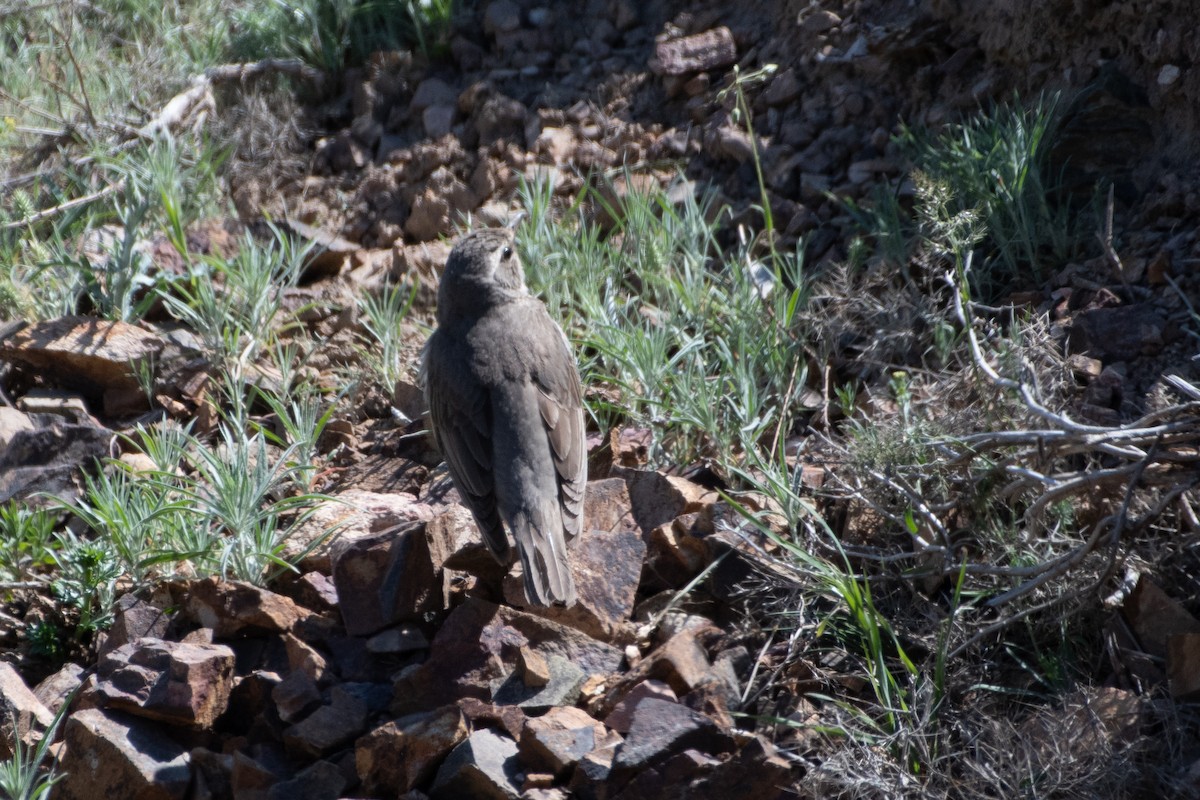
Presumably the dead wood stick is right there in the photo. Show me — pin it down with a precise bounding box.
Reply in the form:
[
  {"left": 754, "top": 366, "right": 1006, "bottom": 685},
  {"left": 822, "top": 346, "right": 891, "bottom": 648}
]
[{"left": 1, "top": 178, "right": 124, "bottom": 230}]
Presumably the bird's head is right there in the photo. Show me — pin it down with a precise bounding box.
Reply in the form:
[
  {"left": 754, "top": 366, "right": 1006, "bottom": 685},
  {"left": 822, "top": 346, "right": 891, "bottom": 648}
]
[{"left": 437, "top": 227, "right": 526, "bottom": 323}]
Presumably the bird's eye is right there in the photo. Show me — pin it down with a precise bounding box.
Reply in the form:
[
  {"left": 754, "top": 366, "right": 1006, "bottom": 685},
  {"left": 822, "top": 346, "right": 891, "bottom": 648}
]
[{"left": 501, "top": 246, "right": 513, "bottom": 261}]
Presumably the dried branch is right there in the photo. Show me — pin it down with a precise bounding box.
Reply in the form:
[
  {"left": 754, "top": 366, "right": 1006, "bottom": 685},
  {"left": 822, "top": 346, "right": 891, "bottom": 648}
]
[{"left": 1, "top": 178, "right": 125, "bottom": 230}]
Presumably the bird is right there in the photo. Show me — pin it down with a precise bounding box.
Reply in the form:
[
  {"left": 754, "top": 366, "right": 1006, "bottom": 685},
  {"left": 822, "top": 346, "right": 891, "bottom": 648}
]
[{"left": 421, "top": 226, "right": 586, "bottom": 607}]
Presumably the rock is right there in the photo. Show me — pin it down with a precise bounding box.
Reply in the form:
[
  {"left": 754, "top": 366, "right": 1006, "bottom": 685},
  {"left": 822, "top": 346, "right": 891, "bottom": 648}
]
[
  {"left": 473, "top": 92, "right": 528, "bottom": 145},
  {"left": 492, "top": 654, "right": 586, "bottom": 711},
  {"left": 1073, "top": 304, "right": 1168, "bottom": 360},
  {"left": 1121, "top": 577, "right": 1200, "bottom": 659},
  {"left": 405, "top": 187, "right": 454, "bottom": 242},
  {"left": 605, "top": 680, "right": 678, "bottom": 734},
  {"left": 608, "top": 699, "right": 736, "bottom": 788},
  {"left": 518, "top": 706, "right": 607, "bottom": 776},
  {"left": 366, "top": 623, "right": 430, "bottom": 654},
  {"left": 597, "top": 629, "right": 715, "bottom": 719},
  {"left": 763, "top": 68, "right": 802, "bottom": 107},
  {"left": 518, "top": 646, "right": 551, "bottom": 687},
  {"left": 652, "top": 28, "right": 737, "bottom": 76},
  {"left": 611, "top": 468, "right": 717, "bottom": 538},
  {"left": 569, "top": 740, "right": 620, "bottom": 798},
  {"left": 424, "top": 105, "right": 457, "bottom": 138},
  {"left": 319, "top": 131, "right": 367, "bottom": 172},
  {"left": 710, "top": 125, "right": 755, "bottom": 163},
  {"left": 457, "top": 697, "right": 528, "bottom": 740},
  {"left": 231, "top": 747, "right": 293, "bottom": 798},
  {"left": 430, "top": 728, "right": 523, "bottom": 800},
  {"left": 1067, "top": 353, "right": 1103, "bottom": 379},
  {"left": 282, "top": 632, "right": 329, "bottom": 682},
  {"left": 283, "top": 219, "right": 358, "bottom": 280},
  {"left": 646, "top": 513, "right": 711, "bottom": 590},
  {"left": 291, "top": 571, "right": 340, "bottom": 614},
  {"left": 0, "top": 407, "right": 35, "bottom": 451},
  {"left": 33, "top": 662, "right": 86, "bottom": 715},
  {"left": 99, "top": 593, "right": 172, "bottom": 657},
  {"left": 55, "top": 708, "right": 191, "bottom": 800},
  {"left": 504, "top": 524, "right": 645, "bottom": 642},
  {"left": 285, "top": 489, "right": 434, "bottom": 572},
  {"left": 412, "top": 78, "right": 460, "bottom": 112},
  {"left": 612, "top": 735, "right": 792, "bottom": 800},
  {"left": 483, "top": 0, "right": 522, "bottom": 35},
  {"left": 391, "top": 598, "right": 623, "bottom": 716},
  {"left": 14, "top": 388, "right": 90, "bottom": 419},
  {"left": 283, "top": 685, "right": 370, "bottom": 758},
  {"left": 584, "top": 478, "right": 641, "bottom": 536},
  {"left": 331, "top": 520, "right": 451, "bottom": 637},
  {"left": 0, "top": 316, "right": 164, "bottom": 395},
  {"left": 0, "top": 663, "right": 54, "bottom": 759},
  {"left": 1169, "top": 634, "right": 1200, "bottom": 700},
  {"left": 265, "top": 759, "right": 347, "bottom": 800},
  {"left": 0, "top": 416, "right": 114, "bottom": 503},
  {"left": 799, "top": 9, "right": 840, "bottom": 37},
  {"left": 96, "top": 638, "right": 236, "bottom": 728},
  {"left": 535, "top": 126, "right": 577, "bottom": 165},
  {"left": 183, "top": 577, "right": 304, "bottom": 637},
  {"left": 272, "top": 670, "right": 321, "bottom": 723},
  {"left": 190, "top": 747, "right": 234, "bottom": 800},
  {"left": 356, "top": 705, "right": 469, "bottom": 795}
]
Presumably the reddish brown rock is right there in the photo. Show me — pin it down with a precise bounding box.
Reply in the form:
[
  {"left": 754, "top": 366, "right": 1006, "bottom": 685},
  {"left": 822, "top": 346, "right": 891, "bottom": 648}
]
[
  {"left": 457, "top": 698, "right": 528, "bottom": 740},
  {"left": 605, "top": 679, "right": 678, "bottom": 734},
  {"left": 284, "top": 489, "right": 434, "bottom": 573},
  {"left": 652, "top": 27, "right": 737, "bottom": 76},
  {"left": 611, "top": 467, "right": 717, "bottom": 538},
  {"left": 519, "top": 706, "right": 608, "bottom": 777},
  {"left": 282, "top": 685, "right": 369, "bottom": 758},
  {"left": 292, "top": 571, "right": 340, "bottom": 613},
  {"left": 96, "top": 638, "right": 235, "bottom": 728},
  {"left": 1122, "top": 577, "right": 1200, "bottom": 659},
  {"left": 597, "top": 628, "right": 715, "bottom": 720},
  {"left": 55, "top": 708, "right": 191, "bottom": 800},
  {"left": 583, "top": 478, "right": 640, "bottom": 536},
  {"left": 265, "top": 758, "right": 347, "bottom": 800},
  {"left": 0, "top": 316, "right": 164, "bottom": 395},
  {"left": 0, "top": 662, "right": 54, "bottom": 759},
  {"left": 33, "top": 662, "right": 86, "bottom": 715},
  {"left": 331, "top": 519, "right": 452, "bottom": 636},
  {"left": 272, "top": 670, "right": 321, "bottom": 723},
  {"left": 356, "top": 705, "right": 469, "bottom": 795},
  {"left": 392, "top": 598, "right": 623, "bottom": 716},
  {"left": 100, "top": 593, "right": 172, "bottom": 657},
  {"left": 183, "top": 577, "right": 304, "bottom": 637},
  {"left": 492, "top": 654, "right": 586, "bottom": 711},
  {"left": 504, "top": 524, "right": 645, "bottom": 642}
]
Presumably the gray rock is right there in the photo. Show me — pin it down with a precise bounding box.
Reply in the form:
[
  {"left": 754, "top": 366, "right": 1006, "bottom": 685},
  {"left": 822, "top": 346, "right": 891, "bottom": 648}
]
[
  {"left": 431, "top": 728, "right": 523, "bottom": 800},
  {"left": 492, "top": 655, "right": 585, "bottom": 711}
]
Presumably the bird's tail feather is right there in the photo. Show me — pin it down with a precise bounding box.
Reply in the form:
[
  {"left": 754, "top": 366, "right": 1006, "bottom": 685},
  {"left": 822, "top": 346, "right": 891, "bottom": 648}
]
[{"left": 512, "top": 502, "right": 577, "bottom": 607}]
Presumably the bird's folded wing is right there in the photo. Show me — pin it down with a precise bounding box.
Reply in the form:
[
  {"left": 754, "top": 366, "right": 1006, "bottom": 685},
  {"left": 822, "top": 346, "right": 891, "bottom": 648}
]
[
  {"left": 532, "top": 318, "right": 587, "bottom": 540},
  {"left": 423, "top": 341, "right": 507, "bottom": 557}
]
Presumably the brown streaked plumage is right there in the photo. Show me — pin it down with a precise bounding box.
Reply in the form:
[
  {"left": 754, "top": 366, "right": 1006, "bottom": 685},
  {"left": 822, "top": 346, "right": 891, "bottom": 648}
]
[{"left": 421, "top": 227, "right": 585, "bottom": 607}]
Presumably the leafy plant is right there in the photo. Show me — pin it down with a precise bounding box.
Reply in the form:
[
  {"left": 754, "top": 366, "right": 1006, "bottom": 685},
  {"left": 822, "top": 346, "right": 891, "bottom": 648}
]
[
  {"left": 357, "top": 281, "right": 419, "bottom": 393},
  {"left": 0, "top": 504, "right": 57, "bottom": 582}
]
